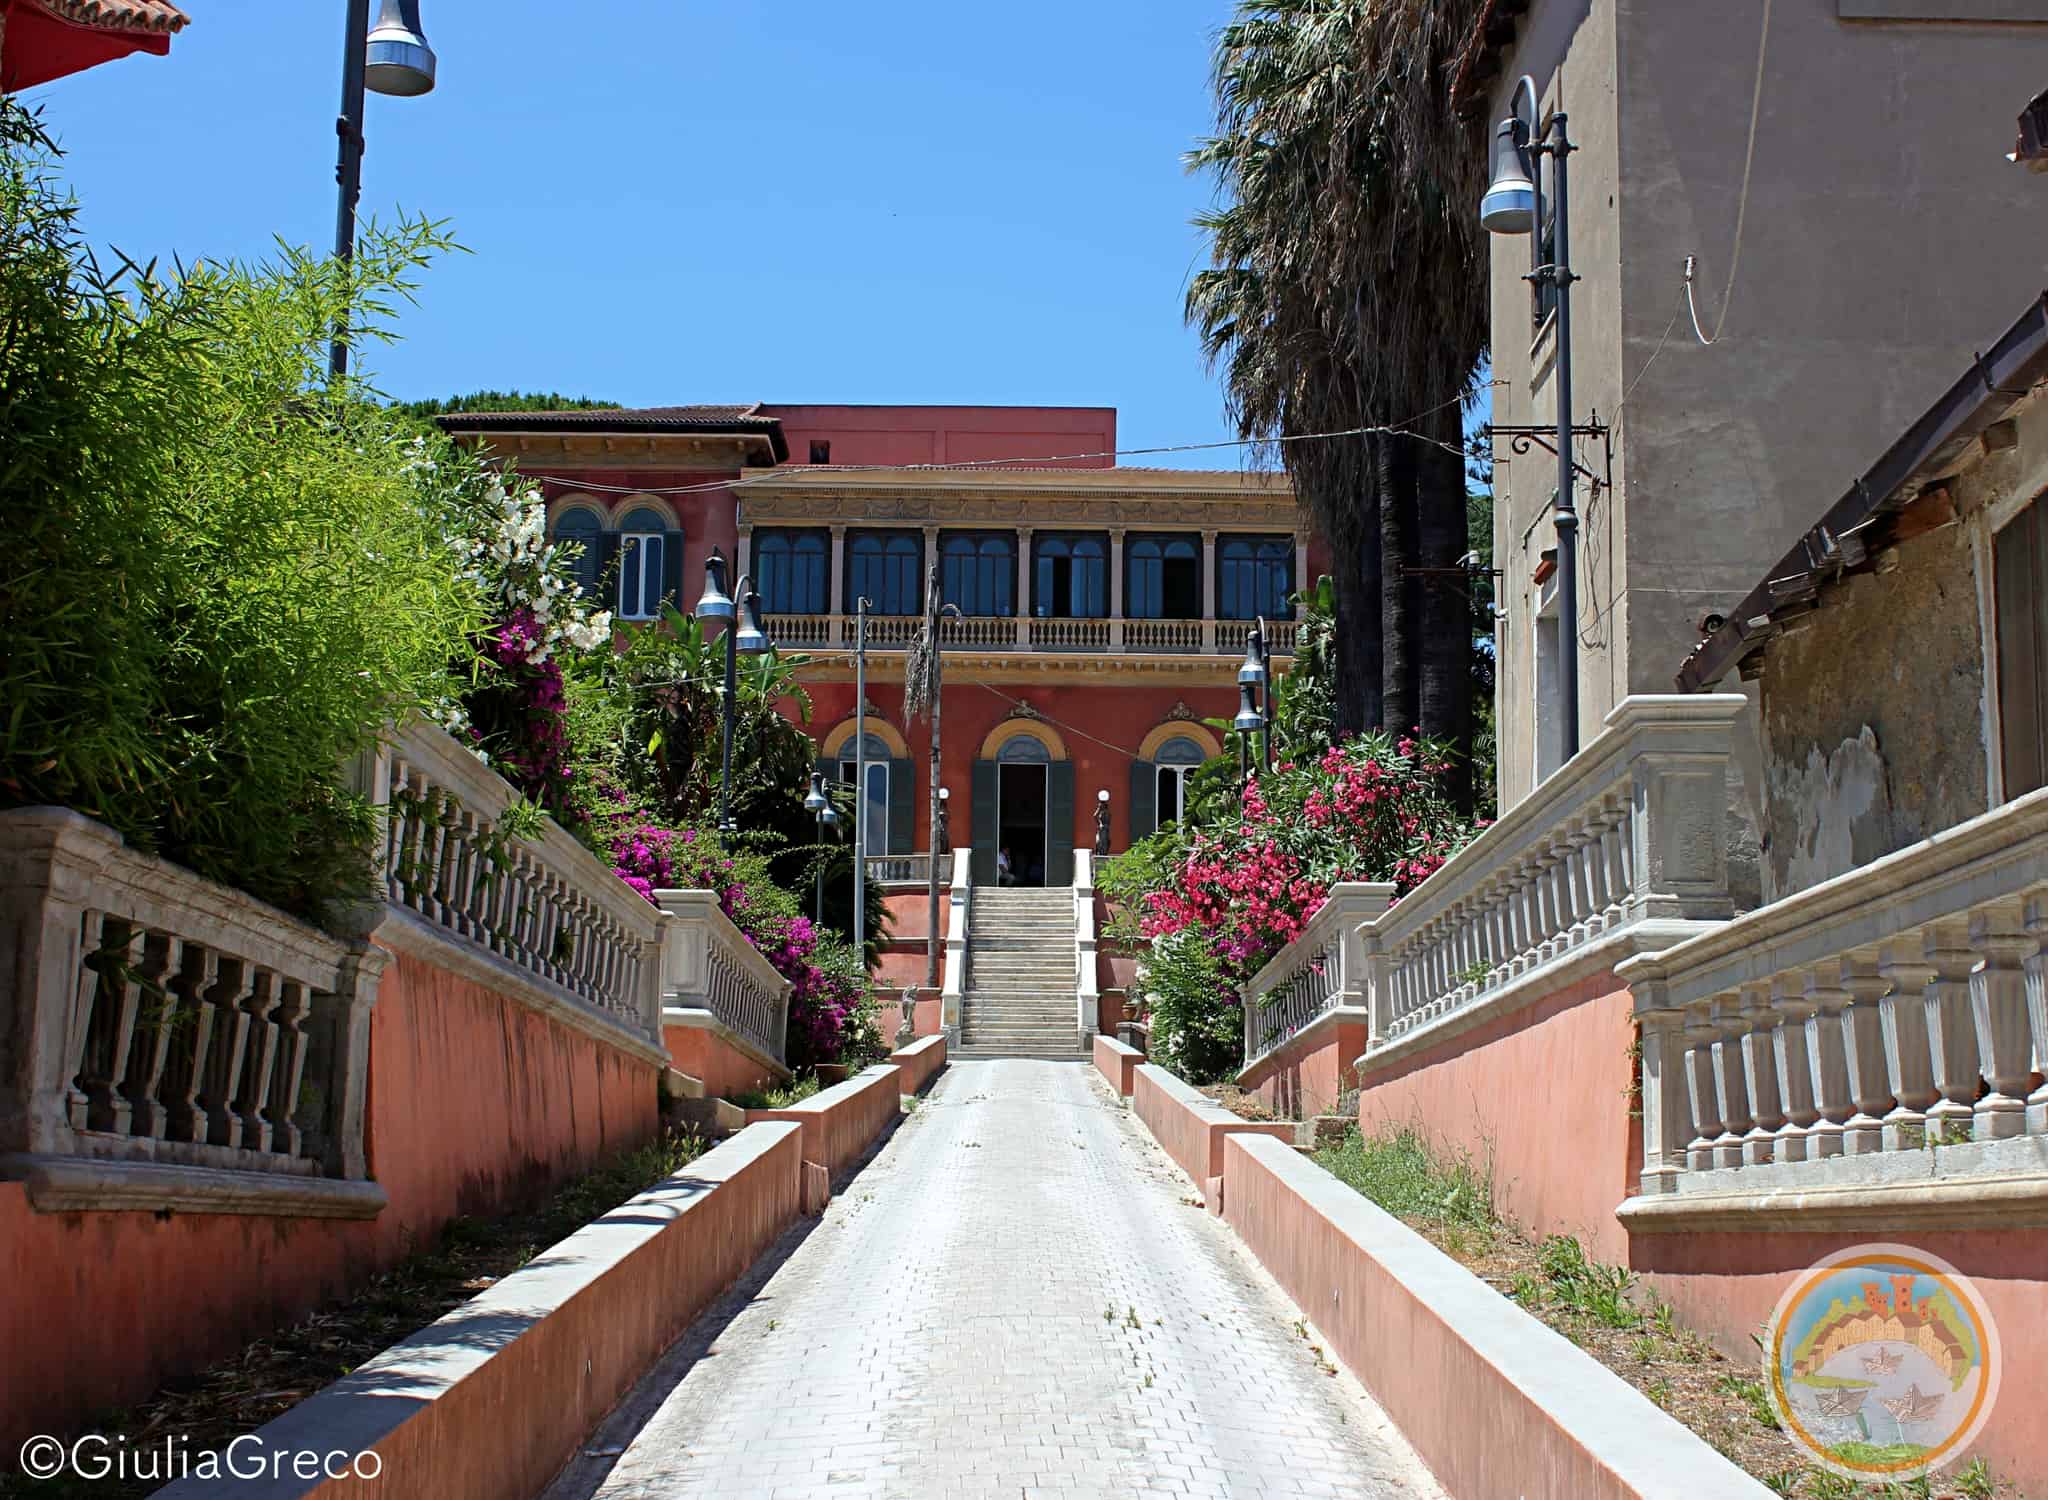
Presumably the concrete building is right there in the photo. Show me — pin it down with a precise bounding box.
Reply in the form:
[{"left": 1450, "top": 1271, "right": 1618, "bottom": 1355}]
[{"left": 1462, "top": 0, "right": 2048, "bottom": 820}]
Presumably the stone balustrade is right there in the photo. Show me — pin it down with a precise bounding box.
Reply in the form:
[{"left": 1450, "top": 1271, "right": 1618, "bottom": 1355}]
[
  {"left": 1074, "top": 850, "right": 1101, "bottom": 1046},
  {"left": 760, "top": 612, "right": 1296, "bottom": 657},
  {"left": 940, "top": 853, "right": 971, "bottom": 1039},
  {"left": 0, "top": 807, "right": 384, "bottom": 1213},
  {"left": 360, "top": 724, "right": 666, "bottom": 1053},
  {"left": 1618, "top": 787, "right": 2048, "bottom": 1220},
  {"left": 1242, "top": 884, "right": 1397, "bottom": 1066},
  {"left": 654, "top": 889, "right": 792, "bottom": 1067},
  {"left": 1360, "top": 695, "right": 1747, "bottom": 1063},
  {"left": 864, "top": 852, "right": 953, "bottom": 886}
]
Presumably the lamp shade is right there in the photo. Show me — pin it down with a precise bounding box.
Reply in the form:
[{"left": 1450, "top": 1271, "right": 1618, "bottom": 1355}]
[
  {"left": 1237, "top": 622, "right": 1269, "bottom": 686},
  {"left": 1233, "top": 683, "right": 1264, "bottom": 734},
  {"left": 365, "top": 0, "right": 436, "bottom": 97},
  {"left": 734, "top": 588, "right": 770, "bottom": 654},
  {"left": 805, "top": 771, "right": 829, "bottom": 814},
  {"left": 1480, "top": 116, "right": 1537, "bottom": 235},
  {"left": 694, "top": 550, "right": 734, "bottom": 621}
]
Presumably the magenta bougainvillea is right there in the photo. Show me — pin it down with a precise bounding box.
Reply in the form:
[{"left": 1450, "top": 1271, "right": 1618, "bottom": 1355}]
[{"left": 599, "top": 795, "right": 867, "bottom": 1070}]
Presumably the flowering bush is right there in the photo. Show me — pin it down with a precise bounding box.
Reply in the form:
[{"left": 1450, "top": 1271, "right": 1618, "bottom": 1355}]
[
  {"left": 1102, "top": 731, "right": 1471, "bottom": 1083},
  {"left": 597, "top": 793, "right": 874, "bottom": 1070}
]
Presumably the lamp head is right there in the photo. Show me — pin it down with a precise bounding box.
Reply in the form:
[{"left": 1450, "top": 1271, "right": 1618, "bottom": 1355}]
[
  {"left": 1233, "top": 682, "right": 1265, "bottom": 734},
  {"left": 1237, "top": 629, "right": 1269, "bottom": 686},
  {"left": 1096, "top": 789, "right": 1110, "bottom": 804},
  {"left": 1480, "top": 114, "right": 1537, "bottom": 235},
  {"left": 365, "top": 0, "right": 436, "bottom": 97},
  {"left": 938, "top": 786, "right": 950, "bottom": 802},
  {"left": 734, "top": 587, "right": 769, "bottom": 654},
  {"left": 694, "top": 550, "right": 734, "bottom": 621},
  {"left": 804, "top": 771, "right": 829, "bottom": 815}
]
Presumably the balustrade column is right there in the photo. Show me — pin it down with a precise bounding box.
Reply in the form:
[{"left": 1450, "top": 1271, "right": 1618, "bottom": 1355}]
[
  {"left": 1635, "top": 983, "right": 1691, "bottom": 1194},
  {"left": 1799, "top": 964, "right": 1851, "bottom": 1160},
  {"left": 1109, "top": 528, "right": 1126, "bottom": 650},
  {"left": 1364, "top": 931, "right": 1393, "bottom": 1047},
  {"left": 1922, "top": 922, "right": 1981, "bottom": 1144},
  {"left": 1513, "top": 860, "right": 1542, "bottom": 973},
  {"left": 1571, "top": 820, "right": 1602, "bottom": 941},
  {"left": 2026, "top": 895, "right": 2048, "bottom": 1136},
  {"left": 1600, "top": 794, "right": 1629, "bottom": 924},
  {"left": 1768, "top": 977, "right": 1818, "bottom": 1162},
  {"left": 1737, "top": 983, "right": 1784, "bottom": 1165},
  {"left": 1548, "top": 836, "right": 1579, "bottom": 952},
  {"left": 1533, "top": 850, "right": 1562, "bottom": 961},
  {"left": 1839, "top": 954, "right": 1895, "bottom": 1155},
  {"left": 1877, "top": 944, "right": 1939, "bottom": 1151},
  {"left": 1708, "top": 993, "right": 1753, "bottom": 1169},
  {"left": 1969, "top": 902, "right": 2035, "bottom": 1140},
  {"left": 1682, "top": 1001, "right": 1723, "bottom": 1172}
]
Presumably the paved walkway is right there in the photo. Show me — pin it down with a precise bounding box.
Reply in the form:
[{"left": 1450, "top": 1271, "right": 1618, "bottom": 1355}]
[{"left": 544, "top": 1060, "right": 1445, "bottom": 1500}]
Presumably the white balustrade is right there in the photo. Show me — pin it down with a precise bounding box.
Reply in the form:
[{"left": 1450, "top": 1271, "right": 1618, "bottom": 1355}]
[
  {"left": 773, "top": 615, "right": 1293, "bottom": 657},
  {"left": 361, "top": 725, "right": 666, "bottom": 1051},
  {"left": 940, "top": 853, "right": 971, "bottom": 1040},
  {"left": 1029, "top": 617, "right": 1111, "bottom": 650},
  {"left": 1361, "top": 696, "right": 1745, "bottom": 1058},
  {"left": 1241, "top": 884, "right": 1396, "bottom": 1066},
  {"left": 1123, "top": 619, "right": 1206, "bottom": 653},
  {"left": 864, "top": 852, "right": 954, "bottom": 886},
  {"left": 1623, "top": 787, "right": 2048, "bottom": 1200},
  {"left": 1074, "top": 850, "right": 1100, "bottom": 1046},
  {"left": 763, "top": 613, "right": 839, "bottom": 648},
  {"left": 654, "top": 888, "right": 792, "bottom": 1065}
]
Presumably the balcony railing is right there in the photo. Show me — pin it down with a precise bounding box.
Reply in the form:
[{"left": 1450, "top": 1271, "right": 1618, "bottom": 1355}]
[
  {"left": 1619, "top": 787, "right": 2048, "bottom": 1213},
  {"left": 864, "top": 852, "right": 954, "bottom": 886},
  {"left": 655, "top": 888, "right": 792, "bottom": 1066},
  {"left": 761, "top": 613, "right": 1299, "bottom": 655}
]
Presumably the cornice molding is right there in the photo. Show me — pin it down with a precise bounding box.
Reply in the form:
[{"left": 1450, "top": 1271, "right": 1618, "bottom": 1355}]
[{"left": 736, "top": 491, "right": 1299, "bottom": 530}]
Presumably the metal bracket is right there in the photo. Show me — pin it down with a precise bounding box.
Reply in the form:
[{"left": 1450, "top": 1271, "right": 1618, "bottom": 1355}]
[{"left": 1486, "top": 416, "right": 1612, "bottom": 494}]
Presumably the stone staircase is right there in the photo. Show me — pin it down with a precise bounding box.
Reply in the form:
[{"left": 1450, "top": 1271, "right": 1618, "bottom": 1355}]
[{"left": 955, "top": 887, "right": 1088, "bottom": 1060}]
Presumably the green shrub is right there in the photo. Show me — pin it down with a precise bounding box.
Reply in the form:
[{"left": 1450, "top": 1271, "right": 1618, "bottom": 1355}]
[{"left": 0, "top": 103, "right": 481, "bottom": 925}]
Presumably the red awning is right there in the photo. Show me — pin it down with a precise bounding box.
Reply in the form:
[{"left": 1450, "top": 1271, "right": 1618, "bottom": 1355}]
[{"left": 1, "top": 0, "right": 188, "bottom": 93}]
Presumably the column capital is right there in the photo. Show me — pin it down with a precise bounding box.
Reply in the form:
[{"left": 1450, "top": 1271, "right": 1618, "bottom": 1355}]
[{"left": 829, "top": 523, "right": 848, "bottom": 540}]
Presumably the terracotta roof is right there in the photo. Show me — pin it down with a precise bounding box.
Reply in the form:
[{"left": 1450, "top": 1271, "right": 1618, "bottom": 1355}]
[
  {"left": 33, "top": 0, "right": 188, "bottom": 33},
  {"left": 1449, "top": 0, "right": 1530, "bottom": 118},
  {"left": 435, "top": 403, "right": 790, "bottom": 461}
]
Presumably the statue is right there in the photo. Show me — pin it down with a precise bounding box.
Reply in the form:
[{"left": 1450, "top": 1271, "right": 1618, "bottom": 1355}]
[
  {"left": 897, "top": 986, "right": 918, "bottom": 1046},
  {"left": 1093, "top": 795, "right": 1111, "bottom": 856},
  {"left": 935, "top": 798, "right": 951, "bottom": 854}
]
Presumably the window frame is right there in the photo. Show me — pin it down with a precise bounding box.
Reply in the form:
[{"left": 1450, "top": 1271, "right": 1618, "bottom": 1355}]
[
  {"left": 1216, "top": 534, "right": 1294, "bottom": 621},
  {"left": 615, "top": 510, "right": 672, "bottom": 622},
  {"left": 551, "top": 506, "right": 605, "bottom": 602},
  {"left": 1126, "top": 533, "right": 1202, "bottom": 620},
  {"left": 940, "top": 531, "right": 1017, "bottom": 618},
  {"left": 755, "top": 528, "right": 830, "bottom": 616},
  {"left": 1031, "top": 531, "right": 1109, "bottom": 619},
  {"left": 845, "top": 529, "right": 923, "bottom": 617}
]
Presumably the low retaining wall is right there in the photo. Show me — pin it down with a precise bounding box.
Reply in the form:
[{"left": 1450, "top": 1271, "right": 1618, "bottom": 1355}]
[
  {"left": 1355, "top": 973, "right": 1638, "bottom": 1263},
  {"left": 746, "top": 1064, "right": 903, "bottom": 1180},
  {"left": 1092, "top": 1034, "right": 1142, "bottom": 1097},
  {"left": 156, "top": 1121, "right": 804, "bottom": 1500},
  {"left": 1220, "top": 1133, "right": 1767, "bottom": 1500},
  {"left": 1239, "top": 1009, "right": 1368, "bottom": 1121},
  {"left": 663, "top": 1013, "right": 788, "bottom": 1099},
  {"left": 886, "top": 1034, "right": 947, "bottom": 1094},
  {"left": 1131, "top": 1064, "right": 1293, "bottom": 1192},
  {"left": 0, "top": 946, "right": 659, "bottom": 1450}
]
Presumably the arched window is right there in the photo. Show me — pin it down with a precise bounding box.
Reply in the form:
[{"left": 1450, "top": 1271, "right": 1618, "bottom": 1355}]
[
  {"left": 617, "top": 510, "right": 674, "bottom": 621},
  {"left": 835, "top": 733, "right": 895, "bottom": 856},
  {"left": 552, "top": 507, "right": 603, "bottom": 600},
  {"left": 848, "top": 531, "right": 922, "bottom": 616},
  {"left": 756, "top": 529, "right": 828, "bottom": 614},
  {"left": 942, "top": 533, "right": 1015, "bottom": 617},
  {"left": 1218, "top": 535, "right": 1294, "bottom": 620},
  {"left": 1152, "top": 736, "right": 1206, "bottom": 827},
  {"left": 996, "top": 734, "right": 1052, "bottom": 763},
  {"left": 1032, "top": 533, "right": 1107, "bottom": 618},
  {"left": 1128, "top": 534, "right": 1201, "bottom": 619}
]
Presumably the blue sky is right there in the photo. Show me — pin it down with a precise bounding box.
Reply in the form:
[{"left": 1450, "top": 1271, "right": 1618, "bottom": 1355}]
[{"left": 25, "top": 0, "right": 1256, "bottom": 466}]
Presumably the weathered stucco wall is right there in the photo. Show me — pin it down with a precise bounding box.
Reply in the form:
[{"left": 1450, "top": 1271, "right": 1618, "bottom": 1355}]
[{"left": 1757, "top": 522, "right": 1987, "bottom": 900}]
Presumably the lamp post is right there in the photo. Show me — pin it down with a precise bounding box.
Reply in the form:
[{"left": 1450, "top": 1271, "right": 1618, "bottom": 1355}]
[
  {"left": 804, "top": 772, "right": 839, "bottom": 925},
  {"left": 1481, "top": 73, "right": 1581, "bottom": 760},
  {"left": 693, "top": 549, "right": 771, "bottom": 840},
  {"left": 1233, "top": 683, "right": 1265, "bottom": 784},
  {"left": 1238, "top": 618, "right": 1272, "bottom": 772},
  {"left": 331, "top": 0, "right": 436, "bottom": 380}
]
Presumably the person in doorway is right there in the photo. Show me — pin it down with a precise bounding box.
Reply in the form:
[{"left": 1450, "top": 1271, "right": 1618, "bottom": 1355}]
[{"left": 997, "top": 847, "right": 1017, "bottom": 886}]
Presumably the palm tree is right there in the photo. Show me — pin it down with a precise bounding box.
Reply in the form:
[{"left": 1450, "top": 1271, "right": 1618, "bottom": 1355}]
[{"left": 1187, "top": 0, "right": 1489, "bottom": 797}]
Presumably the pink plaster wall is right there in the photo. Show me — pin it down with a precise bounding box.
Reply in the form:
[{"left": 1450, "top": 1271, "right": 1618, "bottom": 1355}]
[
  {"left": 762, "top": 404, "right": 1116, "bottom": 469},
  {"left": 664, "top": 1025, "right": 782, "bottom": 1100},
  {"left": 1355, "top": 975, "right": 1640, "bottom": 1264},
  {"left": 0, "top": 947, "right": 660, "bottom": 1449},
  {"left": 1241, "top": 1018, "right": 1368, "bottom": 1121},
  {"left": 745, "top": 1064, "right": 903, "bottom": 1180}
]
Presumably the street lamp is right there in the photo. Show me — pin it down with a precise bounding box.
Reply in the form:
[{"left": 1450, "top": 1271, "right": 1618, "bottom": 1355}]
[
  {"left": 1237, "top": 618, "right": 1272, "bottom": 772},
  {"left": 1094, "top": 788, "right": 1112, "bottom": 856},
  {"left": 805, "top": 772, "right": 839, "bottom": 925},
  {"left": 331, "top": 0, "right": 437, "bottom": 379},
  {"left": 1233, "top": 683, "right": 1265, "bottom": 784},
  {"left": 936, "top": 785, "right": 952, "bottom": 855},
  {"left": 1481, "top": 73, "right": 1582, "bottom": 760},
  {"left": 694, "top": 549, "right": 771, "bottom": 839}
]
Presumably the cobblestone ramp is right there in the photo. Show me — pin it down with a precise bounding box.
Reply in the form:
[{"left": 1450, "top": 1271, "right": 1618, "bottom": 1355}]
[{"left": 545, "top": 1060, "right": 1446, "bottom": 1500}]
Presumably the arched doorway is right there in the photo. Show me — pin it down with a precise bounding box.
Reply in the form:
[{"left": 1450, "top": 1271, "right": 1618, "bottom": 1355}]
[{"left": 971, "top": 720, "right": 1073, "bottom": 888}]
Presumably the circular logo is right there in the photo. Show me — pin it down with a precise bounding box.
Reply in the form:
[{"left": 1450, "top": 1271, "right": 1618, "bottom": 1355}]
[{"left": 1764, "top": 1243, "right": 2001, "bottom": 1481}]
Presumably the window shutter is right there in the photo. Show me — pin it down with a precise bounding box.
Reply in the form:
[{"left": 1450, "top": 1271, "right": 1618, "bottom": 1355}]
[
  {"left": 1045, "top": 761, "right": 1076, "bottom": 888},
  {"left": 970, "top": 761, "right": 998, "bottom": 884},
  {"left": 1129, "top": 760, "right": 1156, "bottom": 842},
  {"left": 888, "top": 758, "right": 915, "bottom": 853},
  {"left": 1996, "top": 499, "right": 2047, "bottom": 798},
  {"left": 660, "top": 534, "right": 686, "bottom": 612},
  {"left": 598, "top": 534, "right": 621, "bottom": 607}
]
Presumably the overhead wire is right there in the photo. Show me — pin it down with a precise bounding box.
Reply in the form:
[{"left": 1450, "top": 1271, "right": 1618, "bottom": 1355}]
[{"left": 1684, "top": 0, "right": 1773, "bottom": 347}]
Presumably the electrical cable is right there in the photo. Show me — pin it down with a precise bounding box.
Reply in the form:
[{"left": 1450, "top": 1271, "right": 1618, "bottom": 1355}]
[{"left": 1685, "top": 0, "right": 1773, "bottom": 347}]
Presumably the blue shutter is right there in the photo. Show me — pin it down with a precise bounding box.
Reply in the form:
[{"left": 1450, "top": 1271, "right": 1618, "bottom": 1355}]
[
  {"left": 1129, "top": 760, "right": 1156, "bottom": 842},
  {"left": 970, "top": 761, "right": 998, "bottom": 884},
  {"left": 1045, "top": 762, "right": 1075, "bottom": 888}
]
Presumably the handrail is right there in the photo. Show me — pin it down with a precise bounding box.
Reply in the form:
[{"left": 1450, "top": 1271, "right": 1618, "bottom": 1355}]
[
  {"left": 758, "top": 612, "right": 1301, "bottom": 657},
  {"left": 653, "top": 887, "right": 793, "bottom": 1065},
  {"left": 1241, "top": 883, "right": 1394, "bottom": 1067}
]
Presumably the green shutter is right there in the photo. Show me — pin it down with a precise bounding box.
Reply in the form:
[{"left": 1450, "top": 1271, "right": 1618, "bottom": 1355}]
[
  {"left": 1129, "top": 760, "right": 1156, "bottom": 842},
  {"left": 970, "top": 761, "right": 998, "bottom": 884},
  {"left": 888, "top": 758, "right": 915, "bottom": 853},
  {"left": 1045, "top": 762, "right": 1075, "bottom": 888},
  {"left": 660, "top": 533, "right": 685, "bottom": 610},
  {"left": 597, "top": 534, "right": 622, "bottom": 611}
]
